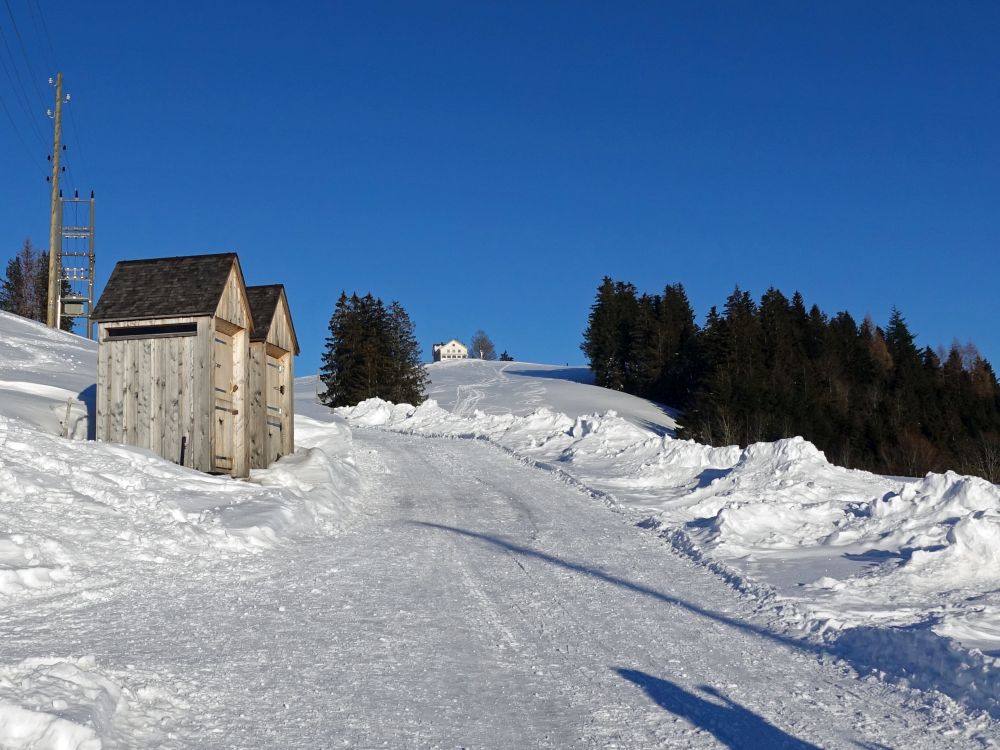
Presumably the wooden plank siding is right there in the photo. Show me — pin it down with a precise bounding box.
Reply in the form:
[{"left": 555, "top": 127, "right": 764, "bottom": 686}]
[
  {"left": 93, "top": 255, "right": 263, "bottom": 479},
  {"left": 247, "top": 289, "right": 296, "bottom": 470},
  {"left": 266, "top": 297, "right": 296, "bottom": 354},
  {"left": 215, "top": 267, "right": 251, "bottom": 330},
  {"left": 95, "top": 315, "right": 228, "bottom": 474},
  {"left": 278, "top": 350, "right": 294, "bottom": 457},
  {"left": 248, "top": 342, "right": 268, "bottom": 470}
]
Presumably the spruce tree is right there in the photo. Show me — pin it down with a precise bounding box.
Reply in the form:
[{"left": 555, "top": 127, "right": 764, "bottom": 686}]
[
  {"left": 320, "top": 292, "right": 427, "bottom": 407},
  {"left": 386, "top": 301, "right": 428, "bottom": 405}
]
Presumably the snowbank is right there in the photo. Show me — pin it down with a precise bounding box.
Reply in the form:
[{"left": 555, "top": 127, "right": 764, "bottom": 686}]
[
  {"left": 338, "top": 396, "right": 1000, "bottom": 716},
  {"left": 0, "top": 656, "right": 190, "bottom": 748},
  {"left": 0, "top": 313, "right": 363, "bottom": 595},
  {"left": 0, "top": 311, "right": 96, "bottom": 438},
  {"left": 0, "top": 411, "right": 362, "bottom": 604}
]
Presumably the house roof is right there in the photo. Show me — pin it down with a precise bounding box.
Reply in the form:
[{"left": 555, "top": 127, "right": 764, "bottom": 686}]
[
  {"left": 92, "top": 253, "right": 246, "bottom": 322},
  {"left": 246, "top": 284, "right": 300, "bottom": 354},
  {"left": 433, "top": 339, "right": 466, "bottom": 349}
]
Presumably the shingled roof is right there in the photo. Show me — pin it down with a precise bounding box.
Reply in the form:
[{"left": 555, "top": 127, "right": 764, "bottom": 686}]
[
  {"left": 245, "top": 284, "right": 299, "bottom": 353},
  {"left": 92, "top": 253, "right": 242, "bottom": 322},
  {"left": 246, "top": 285, "right": 282, "bottom": 342}
]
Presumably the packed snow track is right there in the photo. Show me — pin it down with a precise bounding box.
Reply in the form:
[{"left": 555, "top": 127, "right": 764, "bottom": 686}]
[{"left": 3, "top": 427, "right": 990, "bottom": 748}]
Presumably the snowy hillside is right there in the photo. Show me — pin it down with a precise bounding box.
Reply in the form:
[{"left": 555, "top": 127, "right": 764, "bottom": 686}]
[
  {"left": 426, "top": 358, "right": 679, "bottom": 434},
  {"left": 339, "top": 358, "right": 1000, "bottom": 716},
  {"left": 0, "top": 312, "right": 363, "bottom": 745},
  {"left": 2, "top": 315, "right": 999, "bottom": 746},
  {"left": 0, "top": 311, "right": 95, "bottom": 437}
]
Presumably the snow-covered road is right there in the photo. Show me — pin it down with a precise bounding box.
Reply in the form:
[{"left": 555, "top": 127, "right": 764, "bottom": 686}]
[{"left": 2, "top": 428, "right": 991, "bottom": 747}]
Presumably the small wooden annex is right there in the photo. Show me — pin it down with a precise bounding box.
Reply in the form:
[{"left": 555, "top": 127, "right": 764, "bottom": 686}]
[
  {"left": 246, "top": 285, "right": 299, "bottom": 469},
  {"left": 91, "top": 253, "right": 254, "bottom": 477}
]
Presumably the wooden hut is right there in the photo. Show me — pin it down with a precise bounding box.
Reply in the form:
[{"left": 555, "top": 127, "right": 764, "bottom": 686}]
[
  {"left": 91, "top": 253, "right": 254, "bottom": 477},
  {"left": 245, "top": 285, "right": 299, "bottom": 469}
]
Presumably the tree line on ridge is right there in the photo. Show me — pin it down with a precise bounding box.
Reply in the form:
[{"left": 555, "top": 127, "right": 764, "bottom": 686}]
[{"left": 581, "top": 277, "right": 1000, "bottom": 480}]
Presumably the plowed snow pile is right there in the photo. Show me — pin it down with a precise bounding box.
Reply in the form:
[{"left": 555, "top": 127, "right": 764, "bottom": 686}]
[{"left": 339, "top": 386, "right": 1000, "bottom": 715}]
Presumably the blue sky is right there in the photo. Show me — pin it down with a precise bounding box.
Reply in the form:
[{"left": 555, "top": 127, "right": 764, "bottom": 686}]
[{"left": 1, "top": 1, "right": 997, "bottom": 373}]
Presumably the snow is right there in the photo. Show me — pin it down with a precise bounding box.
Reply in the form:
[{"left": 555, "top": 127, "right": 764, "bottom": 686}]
[
  {"left": 338, "top": 360, "right": 1000, "bottom": 717},
  {"left": 425, "top": 358, "right": 679, "bottom": 434},
  {"left": 2, "top": 313, "right": 1000, "bottom": 745}
]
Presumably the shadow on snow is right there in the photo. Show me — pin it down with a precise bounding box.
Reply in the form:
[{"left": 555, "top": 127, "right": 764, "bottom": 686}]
[
  {"left": 615, "top": 669, "right": 822, "bottom": 750},
  {"left": 412, "top": 521, "right": 817, "bottom": 655},
  {"left": 412, "top": 522, "right": 831, "bottom": 746},
  {"left": 78, "top": 383, "right": 96, "bottom": 440},
  {"left": 411, "top": 521, "right": 998, "bottom": 724},
  {"left": 504, "top": 366, "right": 596, "bottom": 385}
]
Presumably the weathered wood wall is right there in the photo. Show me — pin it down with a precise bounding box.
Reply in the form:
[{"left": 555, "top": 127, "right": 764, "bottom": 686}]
[
  {"left": 215, "top": 267, "right": 250, "bottom": 330},
  {"left": 248, "top": 343, "right": 294, "bottom": 469},
  {"left": 268, "top": 297, "right": 295, "bottom": 354},
  {"left": 248, "top": 341, "right": 268, "bottom": 470},
  {"left": 247, "top": 292, "right": 296, "bottom": 470},
  {"left": 278, "top": 349, "right": 294, "bottom": 456},
  {"left": 96, "top": 316, "right": 213, "bottom": 472},
  {"left": 271, "top": 294, "right": 296, "bottom": 457},
  {"left": 95, "top": 264, "right": 258, "bottom": 479}
]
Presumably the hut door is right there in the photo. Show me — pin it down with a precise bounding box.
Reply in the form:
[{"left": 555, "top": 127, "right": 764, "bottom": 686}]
[
  {"left": 213, "top": 331, "right": 235, "bottom": 472},
  {"left": 265, "top": 354, "right": 283, "bottom": 464}
]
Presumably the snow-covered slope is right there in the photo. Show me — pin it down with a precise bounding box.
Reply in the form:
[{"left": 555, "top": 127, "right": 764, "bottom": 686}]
[
  {"left": 3, "top": 314, "right": 999, "bottom": 743},
  {"left": 0, "top": 311, "right": 362, "bottom": 555},
  {"left": 426, "top": 359, "right": 679, "bottom": 434},
  {"left": 0, "top": 311, "right": 95, "bottom": 437},
  {"left": 337, "top": 360, "right": 1000, "bottom": 717},
  {"left": 0, "top": 313, "right": 365, "bottom": 745}
]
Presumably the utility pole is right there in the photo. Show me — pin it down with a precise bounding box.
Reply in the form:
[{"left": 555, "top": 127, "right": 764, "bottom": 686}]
[{"left": 46, "top": 72, "right": 64, "bottom": 328}]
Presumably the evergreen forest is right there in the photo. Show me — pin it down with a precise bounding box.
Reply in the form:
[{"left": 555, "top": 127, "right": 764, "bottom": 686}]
[
  {"left": 320, "top": 292, "right": 428, "bottom": 408},
  {"left": 581, "top": 277, "right": 1000, "bottom": 481}
]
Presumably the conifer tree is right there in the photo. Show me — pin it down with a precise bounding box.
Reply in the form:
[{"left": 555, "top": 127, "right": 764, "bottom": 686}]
[
  {"left": 386, "top": 301, "right": 429, "bottom": 404},
  {"left": 320, "top": 292, "right": 427, "bottom": 407}
]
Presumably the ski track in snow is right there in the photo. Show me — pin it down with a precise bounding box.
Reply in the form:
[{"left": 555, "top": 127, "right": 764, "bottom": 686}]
[{"left": 2, "top": 429, "right": 995, "bottom": 747}]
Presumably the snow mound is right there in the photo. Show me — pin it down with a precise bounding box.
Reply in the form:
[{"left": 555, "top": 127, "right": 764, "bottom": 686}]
[
  {"left": 0, "top": 656, "right": 189, "bottom": 749},
  {"left": 0, "top": 408, "right": 362, "bottom": 602},
  {"left": 0, "top": 312, "right": 96, "bottom": 438},
  {"left": 0, "top": 312, "right": 364, "bottom": 607},
  {"left": 424, "top": 358, "right": 679, "bottom": 434}
]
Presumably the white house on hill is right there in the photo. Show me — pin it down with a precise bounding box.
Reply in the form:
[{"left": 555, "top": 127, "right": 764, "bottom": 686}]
[{"left": 432, "top": 339, "right": 468, "bottom": 362}]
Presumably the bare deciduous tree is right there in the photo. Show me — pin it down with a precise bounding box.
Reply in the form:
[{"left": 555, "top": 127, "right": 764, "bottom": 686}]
[{"left": 470, "top": 330, "right": 496, "bottom": 360}]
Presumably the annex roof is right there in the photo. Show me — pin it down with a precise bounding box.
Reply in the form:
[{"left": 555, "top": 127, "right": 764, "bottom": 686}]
[
  {"left": 92, "top": 253, "right": 245, "bottom": 322},
  {"left": 246, "top": 284, "right": 300, "bottom": 354}
]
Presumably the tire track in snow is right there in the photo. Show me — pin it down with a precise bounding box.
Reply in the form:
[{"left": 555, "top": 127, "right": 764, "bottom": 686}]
[{"left": 350, "top": 430, "right": 998, "bottom": 748}]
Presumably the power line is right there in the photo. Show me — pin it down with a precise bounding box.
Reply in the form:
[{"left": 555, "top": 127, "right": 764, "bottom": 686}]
[
  {"left": 65, "top": 98, "right": 86, "bottom": 174},
  {"left": 21, "top": 0, "right": 89, "bottom": 180},
  {"left": 2, "top": 0, "right": 47, "bottom": 113},
  {"left": 0, "top": 86, "right": 39, "bottom": 167},
  {"left": 0, "top": 21, "right": 46, "bottom": 149},
  {"left": 25, "top": 0, "right": 55, "bottom": 73}
]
